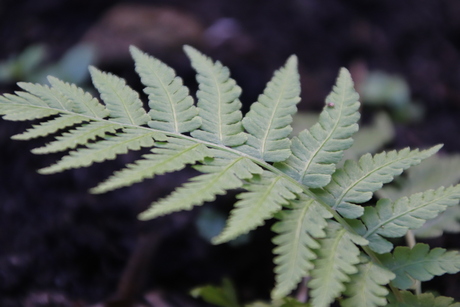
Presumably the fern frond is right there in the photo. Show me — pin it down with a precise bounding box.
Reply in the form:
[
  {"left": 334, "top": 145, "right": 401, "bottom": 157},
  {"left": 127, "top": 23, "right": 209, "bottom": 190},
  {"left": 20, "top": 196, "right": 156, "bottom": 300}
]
[
  {"left": 89, "top": 67, "right": 150, "bottom": 125},
  {"left": 387, "top": 291, "right": 460, "bottom": 307},
  {"left": 0, "top": 92, "right": 60, "bottom": 120},
  {"left": 341, "top": 257, "right": 395, "bottom": 307},
  {"left": 212, "top": 172, "right": 302, "bottom": 244},
  {"left": 316, "top": 146, "right": 441, "bottom": 219},
  {"left": 91, "top": 138, "right": 210, "bottom": 194},
  {"left": 31, "top": 121, "right": 124, "bottom": 154},
  {"left": 38, "top": 128, "right": 158, "bottom": 174},
  {"left": 139, "top": 156, "right": 263, "bottom": 220},
  {"left": 380, "top": 243, "right": 460, "bottom": 290},
  {"left": 308, "top": 222, "right": 366, "bottom": 307},
  {"left": 130, "top": 46, "right": 201, "bottom": 133},
  {"left": 275, "top": 68, "right": 360, "bottom": 188},
  {"left": 184, "top": 46, "right": 246, "bottom": 146},
  {"left": 47, "top": 76, "right": 109, "bottom": 118},
  {"left": 356, "top": 185, "right": 460, "bottom": 254},
  {"left": 271, "top": 197, "right": 332, "bottom": 299},
  {"left": 11, "top": 114, "right": 88, "bottom": 140},
  {"left": 238, "top": 55, "right": 300, "bottom": 162}
]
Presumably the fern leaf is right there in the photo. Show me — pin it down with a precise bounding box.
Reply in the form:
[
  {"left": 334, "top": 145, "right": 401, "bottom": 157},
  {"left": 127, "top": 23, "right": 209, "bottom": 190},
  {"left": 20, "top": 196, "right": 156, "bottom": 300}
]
[
  {"left": 91, "top": 138, "right": 210, "bottom": 193},
  {"left": 31, "top": 121, "right": 124, "bottom": 154},
  {"left": 387, "top": 291, "right": 460, "bottom": 307},
  {"left": 341, "top": 257, "right": 395, "bottom": 307},
  {"left": 184, "top": 46, "right": 246, "bottom": 146},
  {"left": 271, "top": 197, "right": 332, "bottom": 299},
  {"left": 275, "top": 68, "right": 360, "bottom": 187},
  {"left": 89, "top": 67, "right": 150, "bottom": 125},
  {"left": 212, "top": 172, "right": 302, "bottom": 244},
  {"left": 139, "top": 156, "right": 263, "bottom": 220},
  {"left": 357, "top": 185, "right": 460, "bottom": 254},
  {"left": 38, "top": 128, "right": 157, "bottom": 174},
  {"left": 238, "top": 55, "right": 300, "bottom": 162},
  {"left": 17, "top": 82, "right": 73, "bottom": 111},
  {"left": 130, "top": 46, "right": 201, "bottom": 133},
  {"left": 380, "top": 243, "right": 460, "bottom": 290},
  {"left": 47, "top": 76, "right": 109, "bottom": 118},
  {"left": 11, "top": 114, "right": 88, "bottom": 140},
  {"left": 308, "top": 222, "right": 366, "bottom": 307},
  {"left": 0, "top": 93, "right": 60, "bottom": 120},
  {"left": 316, "top": 146, "right": 441, "bottom": 219}
]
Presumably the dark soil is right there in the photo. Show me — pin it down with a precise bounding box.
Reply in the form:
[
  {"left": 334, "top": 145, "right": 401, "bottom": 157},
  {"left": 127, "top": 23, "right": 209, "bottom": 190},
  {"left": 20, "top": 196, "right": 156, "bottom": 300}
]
[{"left": 1, "top": 0, "right": 460, "bottom": 306}]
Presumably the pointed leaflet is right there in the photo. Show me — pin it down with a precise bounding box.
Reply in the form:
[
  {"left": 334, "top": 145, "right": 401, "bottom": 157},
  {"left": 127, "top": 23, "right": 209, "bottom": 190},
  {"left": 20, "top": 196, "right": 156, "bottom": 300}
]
[
  {"left": 308, "top": 222, "right": 367, "bottom": 307},
  {"left": 387, "top": 291, "right": 460, "bottom": 307},
  {"left": 38, "top": 128, "right": 157, "bottom": 174},
  {"left": 89, "top": 67, "right": 150, "bottom": 125},
  {"left": 139, "top": 155, "right": 263, "bottom": 220},
  {"left": 271, "top": 196, "right": 332, "bottom": 299},
  {"left": 341, "top": 257, "right": 395, "bottom": 307},
  {"left": 0, "top": 92, "right": 60, "bottom": 120},
  {"left": 275, "top": 68, "right": 360, "bottom": 187},
  {"left": 91, "top": 138, "right": 210, "bottom": 194},
  {"left": 17, "top": 82, "right": 73, "bottom": 111},
  {"left": 355, "top": 185, "right": 460, "bottom": 254},
  {"left": 380, "top": 244, "right": 460, "bottom": 290},
  {"left": 213, "top": 172, "right": 302, "bottom": 244},
  {"left": 315, "top": 146, "right": 441, "bottom": 219},
  {"left": 239, "top": 55, "right": 300, "bottom": 162},
  {"left": 184, "top": 46, "right": 246, "bottom": 146},
  {"left": 47, "top": 76, "right": 109, "bottom": 118},
  {"left": 11, "top": 114, "right": 88, "bottom": 140},
  {"left": 31, "top": 121, "right": 124, "bottom": 154},
  {"left": 130, "top": 46, "right": 201, "bottom": 133}
]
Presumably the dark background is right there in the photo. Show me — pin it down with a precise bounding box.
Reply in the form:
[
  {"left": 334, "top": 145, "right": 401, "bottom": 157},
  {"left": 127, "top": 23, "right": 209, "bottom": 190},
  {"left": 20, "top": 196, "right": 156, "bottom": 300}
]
[{"left": 1, "top": 0, "right": 460, "bottom": 306}]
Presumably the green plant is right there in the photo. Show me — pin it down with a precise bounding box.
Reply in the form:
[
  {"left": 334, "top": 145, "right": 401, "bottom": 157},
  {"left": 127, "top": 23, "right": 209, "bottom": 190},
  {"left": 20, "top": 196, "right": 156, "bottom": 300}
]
[{"left": 1, "top": 46, "right": 460, "bottom": 307}]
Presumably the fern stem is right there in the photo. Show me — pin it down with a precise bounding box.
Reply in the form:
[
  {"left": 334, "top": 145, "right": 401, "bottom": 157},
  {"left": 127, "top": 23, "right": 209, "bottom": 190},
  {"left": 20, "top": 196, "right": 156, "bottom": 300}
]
[{"left": 405, "top": 230, "right": 422, "bottom": 295}]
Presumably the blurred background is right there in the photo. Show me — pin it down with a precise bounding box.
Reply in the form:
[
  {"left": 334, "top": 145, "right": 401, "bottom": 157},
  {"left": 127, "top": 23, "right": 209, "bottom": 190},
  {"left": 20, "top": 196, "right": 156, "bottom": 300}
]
[{"left": 1, "top": 0, "right": 460, "bottom": 306}]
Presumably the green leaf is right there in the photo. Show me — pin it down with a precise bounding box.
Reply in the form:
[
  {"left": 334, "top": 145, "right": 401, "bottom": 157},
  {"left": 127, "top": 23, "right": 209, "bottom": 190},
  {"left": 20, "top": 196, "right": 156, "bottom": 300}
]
[
  {"left": 239, "top": 55, "right": 300, "bottom": 162},
  {"left": 130, "top": 46, "right": 201, "bottom": 133},
  {"left": 139, "top": 156, "right": 263, "bottom": 220},
  {"left": 213, "top": 172, "right": 302, "bottom": 244},
  {"left": 91, "top": 138, "right": 210, "bottom": 193},
  {"left": 308, "top": 222, "right": 366, "bottom": 307},
  {"left": 11, "top": 114, "right": 88, "bottom": 140},
  {"left": 380, "top": 243, "right": 460, "bottom": 289},
  {"left": 47, "top": 76, "right": 109, "bottom": 118},
  {"left": 358, "top": 185, "right": 460, "bottom": 253},
  {"left": 191, "top": 278, "right": 240, "bottom": 307},
  {"left": 387, "top": 291, "right": 460, "bottom": 307},
  {"left": 31, "top": 121, "right": 124, "bottom": 154},
  {"left": 89, "top": 67, "right": 150, "bottom": 126},
  {"left": 184, "top": 45, "right": 246, "bottom": 146},
  {"left": 316, "top": 146, "right": 441, "bottom": 219},
  {"left": 341, "top": 257, "right": 395, "bottom": 307},
  {"left": 271, "top": 197, "right": 332, "bottom": 299},
  {"left": 38, "top": 128, "right": 157, "bottom": 174},
  {"left": 0, "top": 92, "right": 60, "bottom": 120},
  {"left": 18, "top": 81, "right": 73, "bottom": 111},
  {"left": 275, "top": 68, "right": 360, "bottom": 188}
]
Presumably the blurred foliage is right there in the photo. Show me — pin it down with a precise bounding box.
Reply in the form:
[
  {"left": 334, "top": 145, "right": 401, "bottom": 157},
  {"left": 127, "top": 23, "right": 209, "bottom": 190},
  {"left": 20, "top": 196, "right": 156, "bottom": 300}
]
[
  {"left": 0, "top": 44, "right": 95, "bottom": 85},
  {"left": 191, "top": 278, "right": 310, "bottom": 307},
  {"left": 359, "top": 71, "right": 424, "bottom": 123},
  {"left": 191, "top": 278, "right": 240, "bottom": 307}
]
